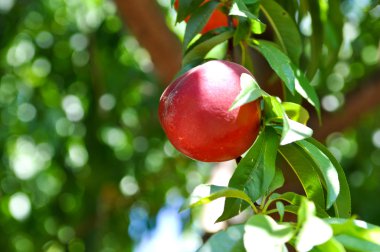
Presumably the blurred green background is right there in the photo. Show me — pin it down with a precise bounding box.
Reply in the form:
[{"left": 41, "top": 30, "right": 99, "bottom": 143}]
[{"left": 0, "top": 0, "right": 379, "bottom": 251}]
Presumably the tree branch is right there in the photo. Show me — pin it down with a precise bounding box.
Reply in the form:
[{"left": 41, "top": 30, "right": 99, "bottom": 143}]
[
  {"left": 310, "top": 71, "right": 380, "bottom": 141},
  {"left": 114, "top": 0, "right": 182, "bottom": 84}
]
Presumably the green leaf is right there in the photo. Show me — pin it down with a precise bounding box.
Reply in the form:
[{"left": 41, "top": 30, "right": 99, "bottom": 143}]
[
  {"left": 244, "top": 215, "right": 294, "bottom": 252},
  {"left": 296, "top": 199, "right": 333, "bottom": 252},
  {"left": 230, "top": 0, "right": 261, "bottom": 20},
  {"left": 280, "top": 117, "right": 313, "bottom": 145},
  {"left": 263, "top": 95, "right": 286, "bottom": 124},
  {"left": 296, "top": 140, "right": 340, "bottom": 209},
  {"left": 251, "top": 18, "right": 267, "bottom": 34},
  {"left": 324, "top": 0, "right": 344, "bottom": 70},
  {"left": 260, "top": 0, "right": 302, "bottom": 64},
  {"left": 276, "top": 201, "right": 285, "bottom": 222},
  {"left": 183, "top": 0, "right": 219, "bottom": 49},
  {"left": 181, "top": 184, "right": 256, "bottom": 211},
  {"left": 254, "top": 40, "right": 295, "bottom": 94},
  {"left": 306, "top": 138, "right": 351, "bottom": 218},
  {"left": 270, "top": 192, "right": 329, "bottom": 218},
  {"left": 263, "top": 96, "right": 313, "bottom": 145},
  {"left": 335, "top": 235, "right": 380, "bottom": 252},
  {"left": 282, "top": 102, "right": 310, "bottom": 125},
  {"left": 279, "top": 143, "right": 326, "bottom": 209},
  {"left": 325, "top": 218, "right": 380, "bottom": 245},
  {"left": 197, "top": 225, "right": 245, "bottom": 252},
  {"left": 183, "top": 29, "right": 234, "bottom": 65},
  {"left": 268, "top": 166, "right": 285, "bottom": 193},
  {"left": 292, "top": 64, "right": 321, "bottom": 119},
  {"left": 217, "top": 127, "right": 280, "bottom": 221},
  {"left": 310, "top": 238, "right": 345, "bottom": 252},
  {"left": 305, "top": 0, "right": 323, "bottom": 79},
  {"left": 175, "top": 0, "right": 204, "bottom": 23},
  {"left": 229, "top": 73, "right": 265, "bottom": 111},
  {"left": 233, "top": 17, "right": 251, "bottom": 46}
]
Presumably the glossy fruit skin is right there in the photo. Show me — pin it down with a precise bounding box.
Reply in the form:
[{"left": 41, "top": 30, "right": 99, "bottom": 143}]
[
  {"left": 159, "top": 60, "right": 261, "bottom": 162},
  {"left": 174, "top": 0, "right": 237, "bottom": 34}
]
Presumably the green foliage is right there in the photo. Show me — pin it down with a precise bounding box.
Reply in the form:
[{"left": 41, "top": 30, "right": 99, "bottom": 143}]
[{"left": 175, "top": 0, "right": 380, "bottom": 251}]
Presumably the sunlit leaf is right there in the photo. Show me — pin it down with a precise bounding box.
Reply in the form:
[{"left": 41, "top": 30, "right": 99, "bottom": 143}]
[
  {"left": 310, "top": 238, "right": 345, "bottom": 252},
  {"left": 335, "top": 235, "right": 380, "bottom": 252},
  {"left": 306, "top": 138, "right": 351, "bottom": 218},
  {"left": 297, "top": 140, "right": 340, "bottom": 209},
  {"left": 279, "top": 143, "right": 326, "bottom": 209},
  {"left": 229, "top": 73, "right": 265, "bottom": 111},
  {"left": 280, "top": 118, "right": 313, "bottom": 145},
  {"left": 230, "top": 0, "right": 261, "bottom": 20},
  {"left": 282, "top": 102, "right": 309, "bottom": 125},
  {"left": 325, "top": 218, "right": 380, "bottom": 245},
  {"left": 296, "top": 199, "right": 333, "bottom": 252},
  {"left": 244, "top": 215, "right": 294, "bottom": 252},
  {"left": 181, "top": 184, "right": 256, "bottom": 211}
]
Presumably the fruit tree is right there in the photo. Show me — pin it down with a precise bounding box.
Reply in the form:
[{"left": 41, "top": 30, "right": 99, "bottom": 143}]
[{"left": 157, "top": 0, "right": 380, "bottom": 251}]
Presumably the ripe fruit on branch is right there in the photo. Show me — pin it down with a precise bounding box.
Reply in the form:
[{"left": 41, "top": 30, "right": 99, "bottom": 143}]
[
  {"left": 174, "top": 0, "right": 237, "bottom": 34},
  {"left": 159, "top": 60, "right": 261, "bottom": 162}
]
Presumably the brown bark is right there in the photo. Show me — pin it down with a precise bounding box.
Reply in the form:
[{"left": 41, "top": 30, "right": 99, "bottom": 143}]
[
  {"left": 310, "top": 71, "right": 380, "bottom": 141},
  {"left": 114, "top": 0, "right": 182, "bottom": 84}
]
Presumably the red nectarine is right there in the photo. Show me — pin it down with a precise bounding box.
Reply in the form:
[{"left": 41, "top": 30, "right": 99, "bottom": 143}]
[{"left": 159, "top": 60, "right": 261, "bottom": 162}]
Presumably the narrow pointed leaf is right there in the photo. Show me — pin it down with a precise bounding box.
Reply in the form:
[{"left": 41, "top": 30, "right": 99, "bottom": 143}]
[
  {"left": 176, "top": 0, "right": 204, "bottom": 22},
  {"left": 183, "top": 29, "right": 234, "bottom": 65},
  {"left": 279, "top": 143, "right": 326, "bottom": 209},
  {"left": 229, "top": 73, "right": 265, "bottom": 111},
  {"left": 306, "top": 138, "right": 351, "bottom": 218},
  {"left": 254, "top": 40, "right": 295, "bottom": 94},
  {"left": 292, "top": 64, "right": 321, "bottom": 119},
  {"left": 183, "top": 0, "right": 219, "bottom": 49},
  {"left": 181, "top": 184, "right": 256, "bottom": 211},
  {"left": 260, "top": 0, "right": 302, "bottom": 64},
  {"left": 297, "top": 140, "right": 340, "bottom": 209}
]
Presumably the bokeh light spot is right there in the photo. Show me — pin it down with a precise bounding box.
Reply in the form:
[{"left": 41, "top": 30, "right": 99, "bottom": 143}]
[
  {"left": 99, "top": 93, "right": 116, "bottom": 111},
  {"left": 17, "top": 103, "right": 37, "bottom": 122},
  {"left": 372, "top": 129, "right": 380, "bottom": 148},
  {"left": 62, "top": 95, "right": 84, "bottom": 122},
  {"left": 9, "top": 192, "right": 31, "bottom": 221},
  {"left": 32, "top": 58, "right": 51, "bottom": 77},
  {"left": 119, "top": 176, "right": 139, "bottom": 196},
  {"left": 35, "top": 31, "right": 54, "bottom": 48},
  {"left": 67, "top": 143, "right": 88, "bottom": 169}
]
